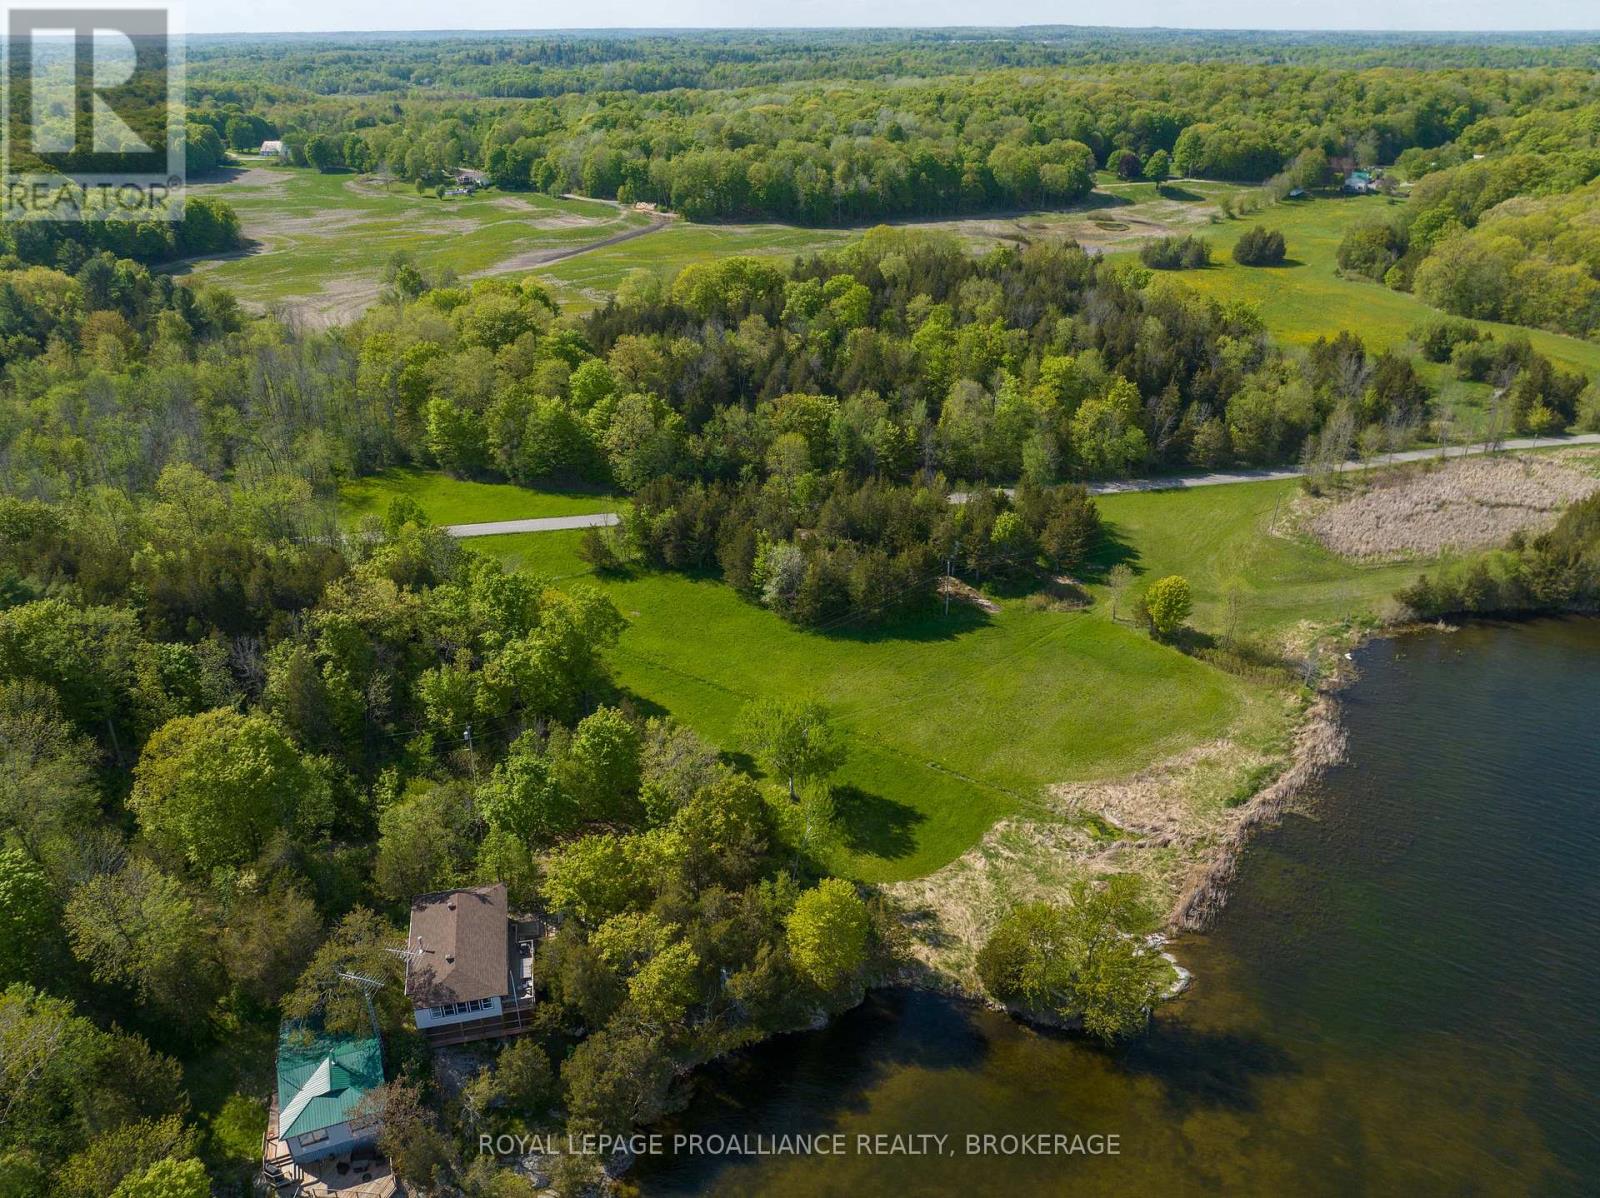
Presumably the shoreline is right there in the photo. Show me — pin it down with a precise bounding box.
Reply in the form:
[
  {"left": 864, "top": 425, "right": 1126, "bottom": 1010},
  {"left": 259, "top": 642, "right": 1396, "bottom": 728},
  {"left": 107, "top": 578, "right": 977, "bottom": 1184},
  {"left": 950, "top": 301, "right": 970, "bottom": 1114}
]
[
  {"left": 880, "top": 607, "right": 1419, "bottom": 1002},
  {"left": 1170, "top": 686, "right": 1348, "bottom": 933},
  {"left": 895, "top": 609, "right": 1595, "bottom": 1007}
]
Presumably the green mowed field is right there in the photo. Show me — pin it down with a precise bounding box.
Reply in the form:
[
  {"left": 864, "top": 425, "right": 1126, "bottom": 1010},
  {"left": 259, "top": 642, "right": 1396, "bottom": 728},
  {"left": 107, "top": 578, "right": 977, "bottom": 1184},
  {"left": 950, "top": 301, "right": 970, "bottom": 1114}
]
[
  {"left": 1094, "top": 479, "right": 1422, "bottom": 637},
  {"left": 534, "top": 221, "right": 852, "bottom": 310},
  {"left": 479, "top": 533, "right": 1253, "bottom": 882},
  {"left": 468, "top": 472, "right": 1424, "bottom": 883},
  {"left": 183, "top": 164, "right": 648, "bottom": 311},
  {"left": 339, "top": 467, "right": 618, "bottom": 528}
]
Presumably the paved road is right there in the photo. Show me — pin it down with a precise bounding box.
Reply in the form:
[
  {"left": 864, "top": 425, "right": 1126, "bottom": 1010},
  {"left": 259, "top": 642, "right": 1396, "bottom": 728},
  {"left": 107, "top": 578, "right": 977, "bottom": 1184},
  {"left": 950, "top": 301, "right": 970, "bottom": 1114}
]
[
  {"left": 445, "top": 435, "right": 1600, "bottom": 538},
  {"left": 447, "top": 512, "right": 620, "bottom": 538},
  {"left": 957, "top": 434, "right": 1600, "bottom": 502}
]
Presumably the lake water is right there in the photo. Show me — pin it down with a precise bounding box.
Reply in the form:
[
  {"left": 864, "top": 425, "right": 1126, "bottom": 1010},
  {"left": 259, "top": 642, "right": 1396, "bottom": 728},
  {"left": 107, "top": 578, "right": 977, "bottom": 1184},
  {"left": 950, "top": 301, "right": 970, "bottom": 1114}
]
[{"left": 634, "top": 619, "right": 1600, "bottom": 1196}]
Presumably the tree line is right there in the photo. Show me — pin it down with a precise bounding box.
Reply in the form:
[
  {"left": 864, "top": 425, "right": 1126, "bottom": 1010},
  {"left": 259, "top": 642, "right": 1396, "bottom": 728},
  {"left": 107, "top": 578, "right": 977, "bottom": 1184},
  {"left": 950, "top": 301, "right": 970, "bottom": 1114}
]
[{"left": 181, "top": 49, "right": 1600, "bottom": 222}]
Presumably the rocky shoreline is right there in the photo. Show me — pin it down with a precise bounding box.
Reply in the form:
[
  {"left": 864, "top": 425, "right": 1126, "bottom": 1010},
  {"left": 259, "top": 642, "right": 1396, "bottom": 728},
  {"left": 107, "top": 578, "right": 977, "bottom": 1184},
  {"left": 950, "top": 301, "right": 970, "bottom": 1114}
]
[
  {"left": 1171, "top": 689, "right": 1347, "bottom": 931},
  {"left": 882, "top": 617, "right": 1385, "bottom": 1001}
]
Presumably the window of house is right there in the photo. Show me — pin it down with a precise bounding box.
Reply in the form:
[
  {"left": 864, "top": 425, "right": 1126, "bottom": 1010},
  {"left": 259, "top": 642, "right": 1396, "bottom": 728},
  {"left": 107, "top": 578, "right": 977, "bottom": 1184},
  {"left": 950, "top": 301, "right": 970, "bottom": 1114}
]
[{"left": 299, "top": 1129, "right": 329, "bottom": 1146}]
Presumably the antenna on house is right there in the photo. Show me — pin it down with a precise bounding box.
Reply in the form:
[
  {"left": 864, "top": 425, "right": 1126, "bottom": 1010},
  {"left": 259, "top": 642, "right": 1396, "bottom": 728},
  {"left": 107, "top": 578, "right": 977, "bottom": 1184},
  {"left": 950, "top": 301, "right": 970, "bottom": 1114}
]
[{"left": 336, "top": 970, "right": 385, "bottom": 1043}]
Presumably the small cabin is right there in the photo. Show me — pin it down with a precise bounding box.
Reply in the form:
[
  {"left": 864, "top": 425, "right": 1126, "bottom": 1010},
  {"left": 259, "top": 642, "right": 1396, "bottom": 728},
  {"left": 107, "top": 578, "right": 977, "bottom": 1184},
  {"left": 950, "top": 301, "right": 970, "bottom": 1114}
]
[{"left": 268, "top": 1024, "right": 383, "bottom": 1166}]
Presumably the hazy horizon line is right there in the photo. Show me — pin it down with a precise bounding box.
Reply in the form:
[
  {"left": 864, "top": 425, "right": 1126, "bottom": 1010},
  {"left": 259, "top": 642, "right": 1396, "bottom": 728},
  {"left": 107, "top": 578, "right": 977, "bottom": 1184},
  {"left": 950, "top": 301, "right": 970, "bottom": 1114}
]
[{"left": 182, "top": 23, "right": 1600, "bottom": 38}]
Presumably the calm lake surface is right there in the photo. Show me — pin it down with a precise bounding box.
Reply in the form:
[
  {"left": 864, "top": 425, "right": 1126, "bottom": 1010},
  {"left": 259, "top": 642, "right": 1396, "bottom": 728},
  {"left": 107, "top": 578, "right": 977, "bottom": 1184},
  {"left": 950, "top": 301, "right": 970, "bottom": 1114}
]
[{"left": 635, "top": 619, "right": 1600, "bottom": 1196}]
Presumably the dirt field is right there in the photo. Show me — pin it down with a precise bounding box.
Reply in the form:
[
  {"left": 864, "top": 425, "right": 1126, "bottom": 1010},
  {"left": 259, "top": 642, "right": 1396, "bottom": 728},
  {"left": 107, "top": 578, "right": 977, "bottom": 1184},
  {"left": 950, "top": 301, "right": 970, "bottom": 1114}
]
[{"left": 1301, "top": 453, "right": 1600, "bottom": 561}]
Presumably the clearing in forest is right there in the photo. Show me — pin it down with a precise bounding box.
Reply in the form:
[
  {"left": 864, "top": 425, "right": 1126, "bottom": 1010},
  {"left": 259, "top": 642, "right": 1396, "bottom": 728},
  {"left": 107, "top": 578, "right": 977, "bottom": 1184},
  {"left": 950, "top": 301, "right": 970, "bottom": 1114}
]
[
  {"left": 464, "top": 472, "right": 1439, "bottom": 885},
  {"left": 179, "top": 164, "right": 652, "bottom": 324}
]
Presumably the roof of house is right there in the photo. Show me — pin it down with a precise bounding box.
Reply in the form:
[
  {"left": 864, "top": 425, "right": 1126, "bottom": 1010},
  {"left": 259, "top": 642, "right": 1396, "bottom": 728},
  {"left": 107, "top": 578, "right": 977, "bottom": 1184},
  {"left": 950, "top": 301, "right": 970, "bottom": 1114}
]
[
  {"left": 404, "top": 883, "right": 512, "bottom": 1006},
  {"left": 276, "top": 1024, "right": 384, "bottom": 1140}
]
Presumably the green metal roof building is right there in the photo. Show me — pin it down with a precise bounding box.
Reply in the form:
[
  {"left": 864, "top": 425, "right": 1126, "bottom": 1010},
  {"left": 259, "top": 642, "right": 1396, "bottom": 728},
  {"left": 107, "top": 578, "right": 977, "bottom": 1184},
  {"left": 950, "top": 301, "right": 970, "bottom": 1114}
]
[{"left": 274, "top": 1023, "right": 384, "bottom": 1164}]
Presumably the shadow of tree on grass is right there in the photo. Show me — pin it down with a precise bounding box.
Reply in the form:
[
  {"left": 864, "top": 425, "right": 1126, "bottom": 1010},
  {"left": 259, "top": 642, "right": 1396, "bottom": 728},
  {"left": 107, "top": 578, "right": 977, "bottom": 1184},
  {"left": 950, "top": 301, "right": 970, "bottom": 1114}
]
[{"left": 832, "top": 784, "right": 925, "bottom": 861}]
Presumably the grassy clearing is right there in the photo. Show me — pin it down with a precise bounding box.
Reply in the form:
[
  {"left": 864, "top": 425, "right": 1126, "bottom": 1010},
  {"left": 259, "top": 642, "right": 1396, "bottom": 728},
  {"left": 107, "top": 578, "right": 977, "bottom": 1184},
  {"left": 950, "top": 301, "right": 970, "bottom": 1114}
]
[
  {"left": 338, "top": 467, "right": 618, "bottom": 528},
  {"left": 474, "top": 531, "right": 1251, "bottom": 882},
  {"left": 182, "top": 165, "right": 647, "bottom": 316},
  {"left": 1120, "top": 196, "right": 1600, "bottom": 429},
  {"left": 1092, "top": 478, "right": 1421, "bottom": 637},
  {"left": 534, "top": 180, "right": 1233, "bottom": 309},
  {"left": 534, "top": 221, "right": 851, "bottom": 310},
  {"left": 1089, "top": 194, "right": 1600, "bottom": 439},
  {"left": 470, "top": 470, "right": 1439, "bottom": 883}
]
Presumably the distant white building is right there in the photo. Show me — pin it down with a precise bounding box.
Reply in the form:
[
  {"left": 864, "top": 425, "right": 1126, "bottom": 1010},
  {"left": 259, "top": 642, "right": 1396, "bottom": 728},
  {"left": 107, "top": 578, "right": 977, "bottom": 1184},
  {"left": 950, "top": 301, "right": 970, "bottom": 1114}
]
[{"left": 258, "top": 139, "right": 286, "bottom": 159}]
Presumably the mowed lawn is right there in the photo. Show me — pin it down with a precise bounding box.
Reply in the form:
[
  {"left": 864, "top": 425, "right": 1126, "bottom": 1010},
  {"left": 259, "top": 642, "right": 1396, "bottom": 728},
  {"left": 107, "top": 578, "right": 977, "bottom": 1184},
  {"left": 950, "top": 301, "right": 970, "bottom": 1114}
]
[
  {"left": 467, "top": 469, "right": 1441, "bottom": 882},
  {"left": 1093, "top": 479, "right": 1423, "bottom": 637},
  {"left": 183, "top": 164, "right": 648, "bottom": 309},
  {"left": 339, "top": 467, "right": 618, "bottom": 528},
  {"left": 479, "top": 532, "right": 1252, "bottom": 881}
]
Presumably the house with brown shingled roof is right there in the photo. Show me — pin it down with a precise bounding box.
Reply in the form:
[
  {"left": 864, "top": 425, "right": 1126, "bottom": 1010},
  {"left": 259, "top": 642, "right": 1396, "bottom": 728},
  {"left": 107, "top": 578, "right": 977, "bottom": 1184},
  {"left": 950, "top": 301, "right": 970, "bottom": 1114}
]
[{"left": 403, "top": 883, "right": 538, "bottom": 1046}]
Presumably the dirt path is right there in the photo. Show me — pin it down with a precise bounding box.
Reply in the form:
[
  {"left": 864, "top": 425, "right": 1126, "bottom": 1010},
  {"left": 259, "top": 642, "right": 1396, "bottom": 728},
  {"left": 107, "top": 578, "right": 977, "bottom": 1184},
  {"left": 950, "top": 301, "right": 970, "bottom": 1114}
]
[
  {"left": 255, "top": 214, "right": 674, "bottom": 330},
  {"left": 464, "top": 213, "right": 672, "bottom": 280},
  {"left": 446, "top": 512, "right": 619, "bottom": 538},
  {"left": 949, "top": 434, "right": 1600, "bottom": 503}
]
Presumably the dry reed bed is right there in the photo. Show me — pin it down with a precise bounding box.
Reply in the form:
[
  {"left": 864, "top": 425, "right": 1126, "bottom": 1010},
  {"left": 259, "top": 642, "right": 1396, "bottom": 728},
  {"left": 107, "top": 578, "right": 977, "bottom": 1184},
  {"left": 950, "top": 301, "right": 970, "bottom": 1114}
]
[{"left": 1304, "top": 455, "right": 1600, "bottom": 561}]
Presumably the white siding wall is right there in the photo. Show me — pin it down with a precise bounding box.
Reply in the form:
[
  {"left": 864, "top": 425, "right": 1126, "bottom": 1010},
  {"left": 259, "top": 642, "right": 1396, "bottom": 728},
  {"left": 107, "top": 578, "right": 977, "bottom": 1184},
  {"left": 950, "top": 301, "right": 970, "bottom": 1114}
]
[
  {"left": 414, "top": 993, "right": 504, "bottom": 1029},
  {"left": 288, "top": 1119, "right": 377, "bottom": 1163}
]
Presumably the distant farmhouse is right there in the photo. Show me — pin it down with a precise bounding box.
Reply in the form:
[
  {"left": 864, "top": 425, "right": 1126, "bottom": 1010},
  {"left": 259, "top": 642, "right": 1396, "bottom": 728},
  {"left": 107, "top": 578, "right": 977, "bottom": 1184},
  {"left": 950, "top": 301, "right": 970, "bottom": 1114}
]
[
  {"left": 404, "top": 883, "right": 538, "bottom": 1047},
  {"left": 258, "top": 139, "right": 287, "bottom": 159},
  {"left": 1343, "top": 169, "right": 1380, "bottom": 194},
  {"left": 265, "top": 1023, "right": 383, "bottom": 1176}
]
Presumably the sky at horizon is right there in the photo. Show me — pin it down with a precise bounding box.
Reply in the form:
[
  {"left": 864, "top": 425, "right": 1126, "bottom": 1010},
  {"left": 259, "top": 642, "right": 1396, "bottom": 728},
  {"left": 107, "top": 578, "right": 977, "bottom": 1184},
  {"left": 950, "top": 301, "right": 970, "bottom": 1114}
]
[{"left": 184, "top": 6, "right": 1600, "bottom": 37}]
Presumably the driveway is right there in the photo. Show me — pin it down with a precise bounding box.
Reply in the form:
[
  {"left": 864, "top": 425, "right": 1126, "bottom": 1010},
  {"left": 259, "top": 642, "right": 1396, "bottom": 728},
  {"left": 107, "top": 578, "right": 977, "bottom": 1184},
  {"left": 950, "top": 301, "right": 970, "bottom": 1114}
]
[{"left": 446, "top": 512, "right": 620, "bottom": 538}]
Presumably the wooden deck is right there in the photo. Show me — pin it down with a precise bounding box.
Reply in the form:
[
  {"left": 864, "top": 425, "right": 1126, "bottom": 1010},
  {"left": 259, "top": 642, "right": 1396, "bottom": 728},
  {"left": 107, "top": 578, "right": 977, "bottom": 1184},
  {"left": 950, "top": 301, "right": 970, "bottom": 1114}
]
[{"left": 262, "top": 1099, "right": 399, "bottom": 1198}]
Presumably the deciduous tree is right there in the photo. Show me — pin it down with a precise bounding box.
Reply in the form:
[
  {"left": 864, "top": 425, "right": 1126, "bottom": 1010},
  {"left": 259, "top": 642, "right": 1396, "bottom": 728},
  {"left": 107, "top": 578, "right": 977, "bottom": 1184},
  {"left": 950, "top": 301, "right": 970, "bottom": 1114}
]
[
  {"left": 1141, "top": 575, "right": 1194, "bottom": 640},
  {"left": 785, "top": 878, "right": 868, "bottom": 991},
  {"left": 738, "top": 697, "right": 846, "bottom": 801}
]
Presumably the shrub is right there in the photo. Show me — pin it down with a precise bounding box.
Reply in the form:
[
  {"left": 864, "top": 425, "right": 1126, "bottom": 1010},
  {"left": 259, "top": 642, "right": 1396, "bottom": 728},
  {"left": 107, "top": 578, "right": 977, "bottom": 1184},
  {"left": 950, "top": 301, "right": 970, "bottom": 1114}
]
[
  {"left": 578, "top": 525, "right": 624, "bottom": 572},
  {"left": 1411, "top": 317, "right": 1483, "bottom": 362},
  {"left": 1139, "top": 235, "right": 1211, "bottom": 270},
  {"left": 1232, "top": 225, "right": 1287, "bottom": 266},
  {"left": 1337, "top": 219, "right": 1407, "bottom": 281},
  {"left": 976, "top": 880, "right": 1168, "bottom": 1041},
  {"left": 1141, "top": 575, "right": 1193, "bottom": 639}
]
